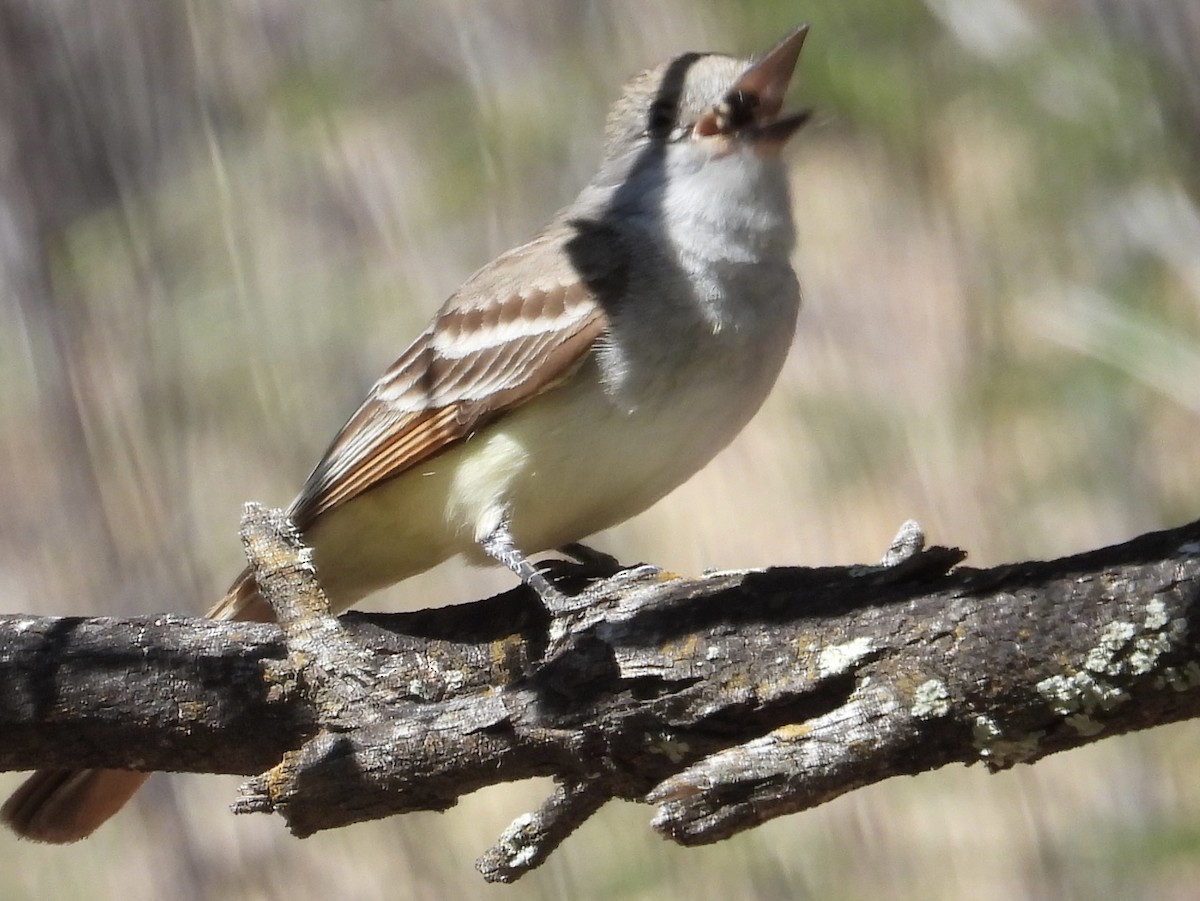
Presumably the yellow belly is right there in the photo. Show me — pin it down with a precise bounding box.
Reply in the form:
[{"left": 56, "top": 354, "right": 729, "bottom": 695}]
[{"left": 300, "top": 349, "right": 767, "bottom": 611}]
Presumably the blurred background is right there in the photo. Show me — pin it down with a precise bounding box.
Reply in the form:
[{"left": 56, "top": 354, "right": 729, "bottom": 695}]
[{"left": 2, "top": 0, "right": 1199, "bottom": 898}]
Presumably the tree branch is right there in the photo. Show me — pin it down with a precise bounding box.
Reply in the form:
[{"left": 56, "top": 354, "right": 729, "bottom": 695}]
[{"left": 3, "top": 505, "right": 1199, "bottom": 883}]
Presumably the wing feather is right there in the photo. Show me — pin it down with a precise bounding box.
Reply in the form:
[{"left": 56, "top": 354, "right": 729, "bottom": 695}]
[{"left": 288, "top": 239, "right": 610, "bottom": 529}]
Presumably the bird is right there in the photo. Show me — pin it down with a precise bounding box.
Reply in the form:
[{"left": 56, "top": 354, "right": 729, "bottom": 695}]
[{"left": 3, "top": 24, "right": 811, "bottom": 843}]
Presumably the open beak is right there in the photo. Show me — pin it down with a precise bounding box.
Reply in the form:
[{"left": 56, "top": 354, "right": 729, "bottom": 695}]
[
  {"left": 696, "top": 25, "right": 812, "bottom": 151},
  {"left": 744, "top": 25, "right": 812, "bottom": 148}
]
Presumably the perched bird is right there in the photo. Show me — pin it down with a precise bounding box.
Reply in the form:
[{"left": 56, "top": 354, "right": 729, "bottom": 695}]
[{"left": 3, "top": 25, "right": 811, "bottom": 843}]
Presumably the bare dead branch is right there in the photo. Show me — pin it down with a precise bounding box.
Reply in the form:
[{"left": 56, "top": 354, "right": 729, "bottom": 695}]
[{"left": 3, "top": 505, "right": 1199, "bottom": 883}]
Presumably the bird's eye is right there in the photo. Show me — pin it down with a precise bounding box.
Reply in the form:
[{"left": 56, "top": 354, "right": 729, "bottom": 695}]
[{"left": 717, "top": 90, "right": 760, "bottom": 132}]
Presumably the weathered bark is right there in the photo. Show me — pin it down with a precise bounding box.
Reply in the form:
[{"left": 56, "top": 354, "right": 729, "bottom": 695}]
[{"left": 3, "top": 505, "right": 1199, "bottom": 883}]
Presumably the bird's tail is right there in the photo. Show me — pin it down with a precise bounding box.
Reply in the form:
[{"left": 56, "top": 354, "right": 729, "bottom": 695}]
[{"left": 1, "top": 567, "right": 273, "bottom": 842}]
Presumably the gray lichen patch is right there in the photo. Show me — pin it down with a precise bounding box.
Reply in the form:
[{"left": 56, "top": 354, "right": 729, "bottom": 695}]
[
  {"left": 911, "top": 678, "right": 951, "bottom": 720},
  {"left": 1036, "top": 597, "right": 1186, "bottom": 727},
  {"left": 816, "top": 637, "right": 874, "bottom": 679},
  {"left": 1129, "top": 632, "right": 1174, "bottom": 676},
  {"left": 1143, "top": 599, "right": 1170, "bottom": 631},
  {"left": 490, "top": 812, "right": 539, "bottom": 869},
  {"left": 1083, "top": 621, "right": 1138, "bottom": 676},
  {"left": 1037, "top": 671, "right": 1128, "bottom": 717}
]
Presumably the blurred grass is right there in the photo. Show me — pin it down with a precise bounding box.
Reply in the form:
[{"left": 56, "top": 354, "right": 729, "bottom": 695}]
[{"left": 2, "top": 0, "right": 1199, "bottom": 898}]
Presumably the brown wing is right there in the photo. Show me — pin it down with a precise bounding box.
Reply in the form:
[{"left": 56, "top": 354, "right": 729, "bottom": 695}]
[{"left": 288, "top": 234, "right": 609, "bottom": 530}]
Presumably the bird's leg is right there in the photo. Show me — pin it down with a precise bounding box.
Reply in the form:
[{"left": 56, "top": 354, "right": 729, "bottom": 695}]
[
  {"left": 480, "top": 520, "right": 579, "bottom": 613},
  {"left": 481, "top": 521, "right": 603, "bottom": 660},
  {"left": 482, "top": 523, "right": 668, "bottom": 662}
]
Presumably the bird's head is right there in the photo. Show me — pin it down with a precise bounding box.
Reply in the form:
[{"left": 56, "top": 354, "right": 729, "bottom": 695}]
[{"left": 601, "top": 26, "right": 811, "bottom": 168}]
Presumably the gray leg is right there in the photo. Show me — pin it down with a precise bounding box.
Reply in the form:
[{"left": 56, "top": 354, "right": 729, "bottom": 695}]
[{"left": 480, "top": 520, "right": 571, "bottom": 612}]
